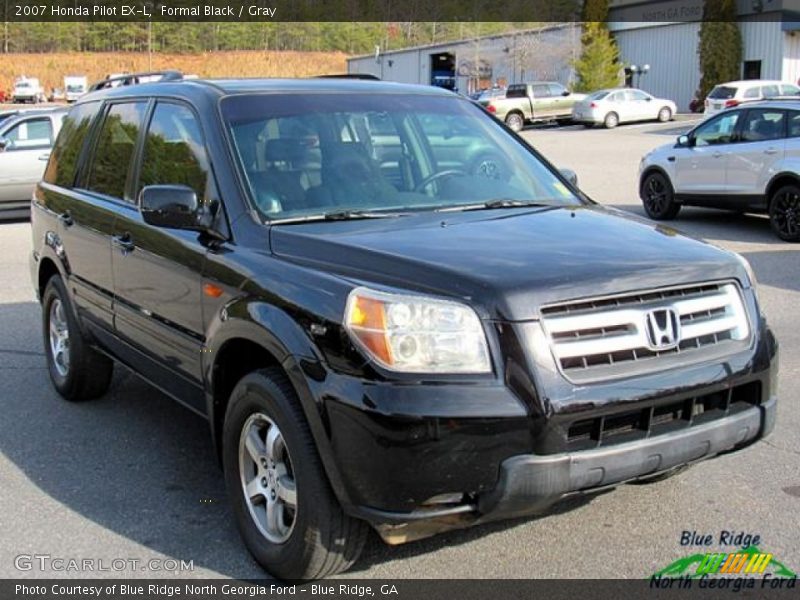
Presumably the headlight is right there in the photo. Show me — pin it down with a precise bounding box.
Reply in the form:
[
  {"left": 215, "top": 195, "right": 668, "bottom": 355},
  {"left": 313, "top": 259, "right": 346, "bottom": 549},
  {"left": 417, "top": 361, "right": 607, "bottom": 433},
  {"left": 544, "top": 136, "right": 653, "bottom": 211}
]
[
  {"left": 734, "top": 252, "right": 758, "bottom": 289},
  {"left": 344, "top": 287, "right": 491, "bottom": 373}
]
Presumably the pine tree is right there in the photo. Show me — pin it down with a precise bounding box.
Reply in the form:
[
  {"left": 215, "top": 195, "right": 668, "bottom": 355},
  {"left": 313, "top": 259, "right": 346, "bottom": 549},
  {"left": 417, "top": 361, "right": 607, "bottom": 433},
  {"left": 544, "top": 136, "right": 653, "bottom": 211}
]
[
  {"left": 573, "top": 22, "right": 622, "bottom": 92},
  {"left": 697, "top": 0, "right": 742, "bottom": 101}
]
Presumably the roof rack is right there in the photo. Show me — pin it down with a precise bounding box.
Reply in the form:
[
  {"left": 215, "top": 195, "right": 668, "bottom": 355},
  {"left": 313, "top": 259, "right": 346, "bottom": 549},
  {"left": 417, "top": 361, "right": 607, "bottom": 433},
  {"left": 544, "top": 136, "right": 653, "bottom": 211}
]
[
  {"left": 88, "top": 70, "right": 184, "bottom": 92},
  {"left": 315, "top": 73, "right": 380, "bottom": 81}
]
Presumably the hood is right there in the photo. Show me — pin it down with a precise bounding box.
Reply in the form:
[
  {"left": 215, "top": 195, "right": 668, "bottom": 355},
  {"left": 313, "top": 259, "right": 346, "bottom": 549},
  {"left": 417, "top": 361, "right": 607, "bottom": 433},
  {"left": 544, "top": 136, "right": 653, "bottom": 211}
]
[{"left": 270, "top": 206, "right": 745, "bottom": 321}]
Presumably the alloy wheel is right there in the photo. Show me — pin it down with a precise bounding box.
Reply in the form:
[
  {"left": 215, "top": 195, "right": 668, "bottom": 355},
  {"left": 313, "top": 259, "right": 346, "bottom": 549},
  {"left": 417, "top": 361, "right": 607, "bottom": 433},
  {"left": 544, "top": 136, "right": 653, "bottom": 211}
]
[
  {"left": 48, "top": 298, "right": 70, "bottom": 377},
  {"left": 238, "top": 413, "right": 297, "bottom": 544},
  {"left": 772, "top": 189, "right": 800, "bottom": 239},
  {"left": 645, "top": 175, "right": 667, "bottom": 214}
]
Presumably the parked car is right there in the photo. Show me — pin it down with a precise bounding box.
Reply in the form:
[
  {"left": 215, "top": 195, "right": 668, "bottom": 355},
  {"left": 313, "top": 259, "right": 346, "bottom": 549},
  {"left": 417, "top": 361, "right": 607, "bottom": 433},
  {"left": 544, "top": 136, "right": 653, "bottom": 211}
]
[
  {"left": 640, "top": 100, "right": 800, "bottom": 241},
  {"left": 470, "top": 87, "right": 505, "bottom": 102},
  {"left": 64, "top": 75, "right": 88, "bottom": 102},
  {"left": 480, "top": 81, "right": 586, "bottom": 131},
  {"left": 572, "top": 88, "right": 677, "bottom": 128},
  {"left": 12, "top": 77, "right": 45, "bottom": 104},
  {"left": 704, "top": 80, "right": 800, "bottom": 117},
  {"left": 0, "top": 108, "right": 65, "bottom": 219},
  {"left": 31, "top": 74, "right": 776, "bottom": 579}
]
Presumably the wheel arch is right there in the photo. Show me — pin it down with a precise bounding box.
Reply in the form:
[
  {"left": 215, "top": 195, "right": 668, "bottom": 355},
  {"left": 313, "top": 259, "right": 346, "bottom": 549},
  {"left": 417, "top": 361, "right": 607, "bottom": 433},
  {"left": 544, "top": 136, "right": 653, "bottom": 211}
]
[
  {"left": 765, "top": 172, "right": 800, "bottom": 209},
  {"left": 639, "top": 165, "right": 674, "bottom": 200},
  {"left": 205, "top": 301, "right": 354, "bottom": 508}
]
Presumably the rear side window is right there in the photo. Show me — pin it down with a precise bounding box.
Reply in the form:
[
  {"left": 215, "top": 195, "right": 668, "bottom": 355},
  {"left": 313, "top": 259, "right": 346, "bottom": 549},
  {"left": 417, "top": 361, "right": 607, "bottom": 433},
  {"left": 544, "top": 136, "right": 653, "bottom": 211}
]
[
  {"left": 44, "top": 103, "right": 99, "bottom": 187},
  {"left": 506, "top": 85, "right": 526, "bottom": 98},
  {"left": 781, "top": 84, "right": 800, "bottom": 96},
  {"left": 137, "top": 102, "right": 210, "bottom": 202},
  {"left": 740, "top": 109, "right": 785, "bottom": 142},
  {"left": 743, "top": 87, "right": 760, "bottom": 99},
  {"left": 708, "top": 86, "right": 737, "bottom": 100},
  {"left": 789, "top": 112, "right": 800, "bottom": 137},
  {"left": 761, "top": 84, "right": 780, "bottom": 98},
  {"left": 86, "top": 102, "right": 146, "bottom": 200}
]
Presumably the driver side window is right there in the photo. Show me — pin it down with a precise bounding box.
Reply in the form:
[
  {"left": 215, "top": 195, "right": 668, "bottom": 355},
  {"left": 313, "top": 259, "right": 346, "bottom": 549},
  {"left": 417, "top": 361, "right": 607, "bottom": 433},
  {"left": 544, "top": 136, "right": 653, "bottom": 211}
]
[{"left": 694, "top": 112, "right": 740, "bottom": 146}]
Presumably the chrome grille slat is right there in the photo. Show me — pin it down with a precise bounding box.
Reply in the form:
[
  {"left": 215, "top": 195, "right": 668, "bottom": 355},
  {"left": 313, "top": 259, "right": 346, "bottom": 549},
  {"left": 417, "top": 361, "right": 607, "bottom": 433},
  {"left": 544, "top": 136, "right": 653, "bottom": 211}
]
[{"left": 541, "top": 282, "right": 751, "bottom": 383}]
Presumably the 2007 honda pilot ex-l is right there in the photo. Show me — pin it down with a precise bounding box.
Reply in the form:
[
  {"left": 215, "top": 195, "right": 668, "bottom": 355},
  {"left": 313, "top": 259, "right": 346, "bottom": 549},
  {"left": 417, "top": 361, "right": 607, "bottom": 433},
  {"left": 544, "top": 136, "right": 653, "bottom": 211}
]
[{"left": 30, "top": 75, "right": 778, "bottom": 579}]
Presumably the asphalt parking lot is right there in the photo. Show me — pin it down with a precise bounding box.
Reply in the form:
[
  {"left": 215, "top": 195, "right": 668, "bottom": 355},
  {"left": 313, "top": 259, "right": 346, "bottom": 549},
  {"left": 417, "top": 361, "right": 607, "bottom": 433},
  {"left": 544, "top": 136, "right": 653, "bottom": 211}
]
[{"left": 1, "top": 117, "right": 798, "bottom": 580}]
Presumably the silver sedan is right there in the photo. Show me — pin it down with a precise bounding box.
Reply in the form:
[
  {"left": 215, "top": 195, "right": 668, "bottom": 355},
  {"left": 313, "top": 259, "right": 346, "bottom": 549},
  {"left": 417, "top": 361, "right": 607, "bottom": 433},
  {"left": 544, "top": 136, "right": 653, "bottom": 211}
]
[
  {"left": 572, "top": 88, "right": 677, "bottom": 129},
  {"left": 0, "top": 109, "right": 65, "bottom": 219}
]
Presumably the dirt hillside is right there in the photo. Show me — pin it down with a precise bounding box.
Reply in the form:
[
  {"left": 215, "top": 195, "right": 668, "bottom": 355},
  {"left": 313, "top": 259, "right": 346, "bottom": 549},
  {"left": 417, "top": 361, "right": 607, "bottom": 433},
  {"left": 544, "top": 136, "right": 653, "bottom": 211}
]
[{"left": 1, "top": 51, "right": 349, "bottom": 93}]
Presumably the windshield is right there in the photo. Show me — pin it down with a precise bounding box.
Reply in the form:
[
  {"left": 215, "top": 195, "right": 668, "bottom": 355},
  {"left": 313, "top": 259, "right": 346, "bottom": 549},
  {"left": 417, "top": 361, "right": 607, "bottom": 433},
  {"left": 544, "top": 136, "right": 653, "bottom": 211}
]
[
  {"left": 222, "top": 92, "right": 580, "bottom": 221},
  {"left": 16, "top": 82, "right": 31, "bottom": 89}
]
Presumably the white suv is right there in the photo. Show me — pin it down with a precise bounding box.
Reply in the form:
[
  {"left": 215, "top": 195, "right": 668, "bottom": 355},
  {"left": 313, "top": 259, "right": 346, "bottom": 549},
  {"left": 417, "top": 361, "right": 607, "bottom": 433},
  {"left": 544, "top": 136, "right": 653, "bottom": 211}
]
[
  {"left": 705, "top": 80, "right": 800, "bottom": 117},
  {"left": 639, "top": 101, "right": 800, "bottom": 241}
]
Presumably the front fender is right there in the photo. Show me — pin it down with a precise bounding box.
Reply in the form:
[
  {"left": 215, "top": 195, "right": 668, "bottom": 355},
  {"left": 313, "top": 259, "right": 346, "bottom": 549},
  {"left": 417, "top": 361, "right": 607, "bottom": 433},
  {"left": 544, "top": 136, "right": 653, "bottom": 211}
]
[{"left": 203, "top": 298, "right": 355, "bottom": 509}]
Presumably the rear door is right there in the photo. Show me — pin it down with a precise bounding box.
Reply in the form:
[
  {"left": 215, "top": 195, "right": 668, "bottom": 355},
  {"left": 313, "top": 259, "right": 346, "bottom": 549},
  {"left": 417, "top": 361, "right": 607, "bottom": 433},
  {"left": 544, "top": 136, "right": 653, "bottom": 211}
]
[
  {"left": 725, "top": 108, "right": 786, "bottom": 205},
  {"left": 673, "top": 110, "right": 741, "bottom": 196},
  {"left": 0, "top": 115, "right": 56, "bottom": 204},
  {"left": 68, "top": 101, "right": 147, "bottom": 331},
  {"left": 110, "top": 100, "right": 213, "bottom": 408}
]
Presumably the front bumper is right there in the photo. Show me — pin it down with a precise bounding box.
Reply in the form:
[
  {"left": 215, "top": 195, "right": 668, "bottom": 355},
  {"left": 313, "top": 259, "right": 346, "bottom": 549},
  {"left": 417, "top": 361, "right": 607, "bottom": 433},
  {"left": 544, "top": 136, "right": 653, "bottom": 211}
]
[{"left": 478, "top": 396, "right": 775, "bottom": 520}]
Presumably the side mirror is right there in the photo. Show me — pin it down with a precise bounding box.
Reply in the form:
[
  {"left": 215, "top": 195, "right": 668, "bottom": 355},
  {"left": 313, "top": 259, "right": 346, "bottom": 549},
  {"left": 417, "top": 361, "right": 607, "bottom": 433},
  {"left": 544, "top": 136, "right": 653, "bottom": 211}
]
[
  {"left": 561, "top": 90, "right": 570, "bottom": 97},
  {"left": 140, "top": 184, "right": 202, "bottom": 230},
  {"left": 645, "top": 96, "right": 652, "bottom": 101},
  {"left": 559, "top": 168, "right": 578, "bottom": 187},
  {"left": 677, "top": 134, "right": 692, "bottom": 147}
]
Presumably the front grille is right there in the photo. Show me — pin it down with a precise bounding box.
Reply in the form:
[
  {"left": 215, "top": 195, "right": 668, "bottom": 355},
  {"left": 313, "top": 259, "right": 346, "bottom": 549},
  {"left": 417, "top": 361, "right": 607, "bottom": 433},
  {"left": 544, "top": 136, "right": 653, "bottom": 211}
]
[
  {"left": 565, "top": 381, "right": 761, "bottom": 451},
  {"left": 541, "top": 282, "right": 751, "bottom": 383}
]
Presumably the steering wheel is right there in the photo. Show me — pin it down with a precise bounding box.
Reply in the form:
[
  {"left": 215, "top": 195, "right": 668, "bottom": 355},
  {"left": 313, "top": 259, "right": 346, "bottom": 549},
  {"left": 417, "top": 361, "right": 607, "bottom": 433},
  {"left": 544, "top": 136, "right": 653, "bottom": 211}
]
[{"left": 414, "top": 169, "right": 466, "bottom": 193}]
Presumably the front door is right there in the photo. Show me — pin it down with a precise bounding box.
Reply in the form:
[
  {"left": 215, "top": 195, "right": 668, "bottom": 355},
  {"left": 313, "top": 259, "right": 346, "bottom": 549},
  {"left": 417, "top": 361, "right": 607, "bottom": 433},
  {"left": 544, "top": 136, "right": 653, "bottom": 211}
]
[
  {"left": 674, "top": 110, "right": 741, "bottom": 196},
  {"left": 111, "top": 101, "right": 212, "bottom": 408}
]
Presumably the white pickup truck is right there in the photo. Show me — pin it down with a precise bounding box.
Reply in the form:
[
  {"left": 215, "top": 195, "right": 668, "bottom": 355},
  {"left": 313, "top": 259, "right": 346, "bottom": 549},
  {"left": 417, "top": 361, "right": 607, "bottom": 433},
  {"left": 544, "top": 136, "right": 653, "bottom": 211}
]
[{"left": 12, "top": 77, "right": 45, "bottom": 104}]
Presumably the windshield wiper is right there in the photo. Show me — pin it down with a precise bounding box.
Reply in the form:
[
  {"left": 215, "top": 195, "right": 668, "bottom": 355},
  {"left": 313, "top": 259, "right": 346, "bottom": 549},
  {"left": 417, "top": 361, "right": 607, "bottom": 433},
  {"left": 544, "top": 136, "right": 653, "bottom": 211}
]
[
  {"left": 269, "top": 209, "right": 407, "bottom": 225},
  {"left": 322, "top": 210, "right": 404, "bottom": 221},
  {"left": 436, "top": 199, "right": 560, "bottom": 213}
]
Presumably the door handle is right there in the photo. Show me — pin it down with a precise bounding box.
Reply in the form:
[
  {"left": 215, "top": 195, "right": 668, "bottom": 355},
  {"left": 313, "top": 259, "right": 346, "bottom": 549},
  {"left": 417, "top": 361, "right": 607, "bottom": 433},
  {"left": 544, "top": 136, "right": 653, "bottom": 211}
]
[
  {"left": 764, "top": 147, "right": 778, "bottom": 155},
  {"left": 112, "top": 233, "right": 135, "bottom": 254},
  {"left": 58, "top": 212, "right": 73, "bottom": 227}
]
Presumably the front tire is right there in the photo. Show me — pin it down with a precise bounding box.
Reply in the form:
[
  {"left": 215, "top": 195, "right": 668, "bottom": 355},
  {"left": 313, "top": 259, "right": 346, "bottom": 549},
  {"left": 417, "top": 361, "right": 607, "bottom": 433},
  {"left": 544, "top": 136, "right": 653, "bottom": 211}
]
[
  {"left": 769, "top": 184, "right": 800, "bottom": 242},
  {"left": 657, "top": 107, "right": 672, "bottom": 122},
  {"left": 222, "top": 368, "right": 368, "bottom": 579},
  {"left": 505, "top": 112, "right": 524, "bottom": 132},
  {"left": 641, "top": 171, "right": 681, "bottom": 220},
  {"left": 42, "top": 275, "right": 113, "bottom": 401}
]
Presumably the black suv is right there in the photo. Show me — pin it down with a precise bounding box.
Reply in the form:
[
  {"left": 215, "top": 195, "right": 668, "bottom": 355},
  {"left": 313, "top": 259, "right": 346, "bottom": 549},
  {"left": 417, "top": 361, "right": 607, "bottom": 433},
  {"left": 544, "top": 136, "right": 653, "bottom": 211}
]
[{"left": 31, "top": 73, "right": 778, "bottom": 579}]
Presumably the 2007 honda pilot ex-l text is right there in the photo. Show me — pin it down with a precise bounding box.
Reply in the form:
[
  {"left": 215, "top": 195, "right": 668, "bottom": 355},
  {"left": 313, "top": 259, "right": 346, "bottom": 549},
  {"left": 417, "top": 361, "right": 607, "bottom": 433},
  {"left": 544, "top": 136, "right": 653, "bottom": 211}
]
[{"left": 30, "top": 75, "right": 778, "bottom": 579}]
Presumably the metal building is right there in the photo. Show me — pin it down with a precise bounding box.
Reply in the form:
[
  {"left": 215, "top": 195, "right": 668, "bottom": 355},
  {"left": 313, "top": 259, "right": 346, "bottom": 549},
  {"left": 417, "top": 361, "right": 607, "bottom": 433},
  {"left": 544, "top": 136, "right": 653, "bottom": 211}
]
[
  {"left": 611, "top": 0, "right": 800, "bottom": 111},
  {"left": 347, "top": 24, "right": 582, "bottom": 95}
]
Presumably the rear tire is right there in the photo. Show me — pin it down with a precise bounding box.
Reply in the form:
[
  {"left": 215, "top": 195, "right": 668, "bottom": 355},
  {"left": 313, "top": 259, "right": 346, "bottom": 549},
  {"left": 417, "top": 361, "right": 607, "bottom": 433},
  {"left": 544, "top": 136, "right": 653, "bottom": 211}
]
[
  {"left": 657, "top": 107, "right": 672, "bottom": 122},
  {"left": 604, "top": 112, "right": 619, "bottom": 129},
  {"left": 769, "top": 184, "right": 800, "bottom": 242},
  {"left": 42, "top": 275, "right": 113, "bottom": 401},
  {"left": 222, "top": 368, "right": 368, "bottom": 579},
  {"left": 641, "top": 171, "right": 681, "bottom": 220},
  {"left": 505, "top": 112, "right": 524, "bottom": 132}
]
